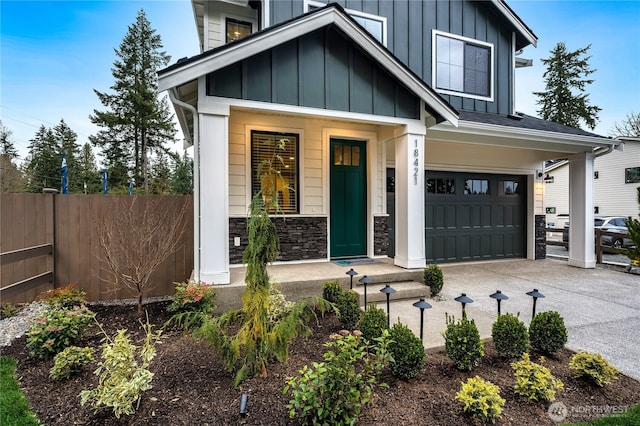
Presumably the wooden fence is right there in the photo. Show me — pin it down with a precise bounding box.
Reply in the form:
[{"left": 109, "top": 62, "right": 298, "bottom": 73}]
[{"left": 1, "top": 194, "right": 193, "bottom": 304}]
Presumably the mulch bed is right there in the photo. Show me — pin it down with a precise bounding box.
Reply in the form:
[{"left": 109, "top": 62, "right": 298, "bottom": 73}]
[{"left": 2, "top": 301, "right": 639, "bottom": 425}]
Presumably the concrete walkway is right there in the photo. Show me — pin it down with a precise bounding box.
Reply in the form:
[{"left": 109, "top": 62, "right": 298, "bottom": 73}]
[{"left": 227, "top": 258, "right": 640, "bottom": 381}]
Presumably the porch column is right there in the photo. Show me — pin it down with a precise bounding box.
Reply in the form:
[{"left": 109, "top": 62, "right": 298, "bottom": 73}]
[
  {"left": 568, "top": 152, "right": 596, "bottom": 268},
  {"left": 394, "top": 124, "right": 427, "bottom": 269},
  {"left": 198, "top": 106, "right": 231, "bottom": 284}
]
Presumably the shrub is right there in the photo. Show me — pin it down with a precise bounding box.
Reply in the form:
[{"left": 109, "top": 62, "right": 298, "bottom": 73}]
[
  {"left": 26, "top": 305, "right": 95, "bottom": 359},
  {"left": 423, "top": 264, "right": 444, "bottom": 296},
  {"left": 337, "top": 290, "right": 361, "bottom": 330},
  {"left": 529, "top": 311, "right": 568, "bottom": 354},
  {"left": 284, "top": 330, "right": 391, "bottom": 425},
  {"left": 267, "top": 284, "right": 295, "bottom": 323},
  {"left": 491, "top": 313, "right": 529, "bottom": 360},
  {"left": 167, "top": 281, "right": 215, "bottom": 314},
  {"left": 456, "top": 376, "right": 505, "bottom": 424},
  {"left": 511, "top": 353, "right": 564, "bottom": 402},
  {"left": 569, "top": 351, "right": 619, "bottom": 387},
  {"left": 322, "top": 280, "right": 343, "bottom": 305},
  {"left": 0, "top": 303, "right": 22, "bottom": 319},
  {"left": 38, "top": 282, "right": 86, "bottom": 308},
  {"left": 358, "top": 305, "right": 388, "bottom": 342},
  {"left": 80, "top": 319, "right": 163, "bottom": 418},
  {"left": 50, "top": 346, "right": 94, "bottom": 380},
  {"left": 443, "top": 314, "right": 484, "bottom": 371},
  {"left": 389, "top": 322, "right": 425, "bottom": 379}
]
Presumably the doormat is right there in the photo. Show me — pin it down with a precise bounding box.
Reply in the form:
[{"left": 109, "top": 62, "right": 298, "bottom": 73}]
[{"left": 333, "top": 258, "right": 379, "bottom": 266}]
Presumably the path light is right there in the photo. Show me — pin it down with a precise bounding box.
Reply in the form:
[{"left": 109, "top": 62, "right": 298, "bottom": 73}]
[
  {"left": 380, "top": 284, "right": 396, "bottom": 327},
  {"left": 526, "top": 289, "right": 545, "bottom": 319},
  {"left": 239, "top": 394, "right": 248, "bottom": 417},
  {"left": 359, "top": 276, "right": 372, "bottom": 310},
  {"left": 454, "top": 293, "right": 473, "bottom": 318},
  {"left": 489, "top": 290, "right": 509, "bottom": 316},
  {"left": 412, "top": 297, "right": 432, "bottom": 341},
  {"left": 346, "top": 268, "right": 358, "bottom": 290}
]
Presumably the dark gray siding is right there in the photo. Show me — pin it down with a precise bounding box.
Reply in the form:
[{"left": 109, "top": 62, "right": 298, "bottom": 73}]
[
  {"left": 206, "top": 27, "right": 420, "bottom": 119},
  {"left": 269, "top": 0, "right": 517, "bottom": 115}
]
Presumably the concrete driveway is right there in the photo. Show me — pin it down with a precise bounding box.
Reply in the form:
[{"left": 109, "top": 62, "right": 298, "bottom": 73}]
[{"left": 422, "top": 259, "right": 640, "bottom": 381}]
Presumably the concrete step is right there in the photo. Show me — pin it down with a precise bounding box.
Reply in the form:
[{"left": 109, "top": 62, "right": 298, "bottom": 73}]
[{"left": 351, "top": 281, "right": 429, "bottom": 307}]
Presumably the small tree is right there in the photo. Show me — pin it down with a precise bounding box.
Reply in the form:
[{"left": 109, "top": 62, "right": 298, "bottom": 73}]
[
  {"left": 534, "top": 42, "right": 601, "bottom": 130},
  {"left": 92, "top": 196, "right": 188, "bottom": 315},
  {"left": 609, "top": 112, "right": 640, "bottom": 139},
  {"left": 623, "top": 187, "right": 640, "bottom": 265}
]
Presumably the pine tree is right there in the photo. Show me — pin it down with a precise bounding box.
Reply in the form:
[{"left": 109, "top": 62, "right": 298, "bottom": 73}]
[
  {"left": 148, "top": 151, "right": 172, "bottom": 194},
  {"left": 24, "top": 125, "right": 61, "bottom": 192},
  {"left": 534, "top": 42, "right": 602, "bottom": 130},
  {"left": 0, "top": 120, "right": 24, "bottom": 192},
  {"left": 53, "top": 119, "right": 82, "bottom": 192},
  {"left": 170, "top": 151, "right": 193, "bottom": 195},
  {"left": 78, "top": 143, "right": 101, "bottom": 193},
  {"left": 90, "top": 9, "right": 176, "bottom": 192}
]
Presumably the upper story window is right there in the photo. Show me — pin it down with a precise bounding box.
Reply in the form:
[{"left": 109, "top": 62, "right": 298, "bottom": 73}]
[
  {"left": 305, "top": 0, "right": 387, "bottom": 46},
  {"left": 226, "top": 18, "right": 252, "bottom": 43},
  {"left": 625, "top": 166, "right": 640, "bottom": 183},
  {"left": 433, "top": 30, "right": 493, "bottom": 101}
]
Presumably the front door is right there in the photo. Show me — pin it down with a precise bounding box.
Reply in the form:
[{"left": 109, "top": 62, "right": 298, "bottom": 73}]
[{"left": 330, "top": 139, "right": 366, "bottom": 257}]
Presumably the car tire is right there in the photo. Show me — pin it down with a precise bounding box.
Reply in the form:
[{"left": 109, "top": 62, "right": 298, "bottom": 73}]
[{"left": 612, "top": 238, "right": 623, "bottom": 250}]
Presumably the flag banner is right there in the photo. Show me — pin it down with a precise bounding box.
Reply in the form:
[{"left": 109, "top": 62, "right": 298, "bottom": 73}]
[
  {"left": 102, "top": 169, "right": 108, "bottom": 194},
  {"left": 61, "top": 154, "right": 68, "bottom": 194},
  {"left": 129, "top": 180, "right": 133, "bottom": 195}
]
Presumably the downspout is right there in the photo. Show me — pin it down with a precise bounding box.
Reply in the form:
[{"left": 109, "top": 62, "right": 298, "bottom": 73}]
[{"left": 168, "top": 89, "right": 200, "bottom": 282}]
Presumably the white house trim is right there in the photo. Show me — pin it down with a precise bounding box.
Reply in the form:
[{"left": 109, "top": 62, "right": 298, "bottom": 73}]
[
  {"left": 490, "top": 0, "right": 537, "bottom": 47},
  {"left": 158, "top": 6, "right": 458, "bottom": 126}
]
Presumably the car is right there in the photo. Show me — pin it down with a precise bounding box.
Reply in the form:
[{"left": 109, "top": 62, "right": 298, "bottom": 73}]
[{"left": 561, "top": 216, "right": 631, "bottom": 251}]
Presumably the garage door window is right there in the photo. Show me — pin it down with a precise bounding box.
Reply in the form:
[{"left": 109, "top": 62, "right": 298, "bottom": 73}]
[
  {"left": 499, "top": 180, "right": 519, "bottom": 196},
  {"left": 426, "top": 178, "right": 455, "bottom": 194},
  {"left": 464, "top": 179, "right": 489, "bottom": 195}
]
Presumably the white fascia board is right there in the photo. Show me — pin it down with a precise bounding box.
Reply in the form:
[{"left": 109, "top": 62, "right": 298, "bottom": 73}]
[
  {"left": 544, "top": 160, "right": 569, "bottom": 172},
  {"left": 491, "top": 0, "right": 537, "bottom": 47},
  {"left": 159, "top": 7, "right": 458, "bottom": 126},
  {"left": 431, "top": 120, "right": 615, "bottom": 152}
]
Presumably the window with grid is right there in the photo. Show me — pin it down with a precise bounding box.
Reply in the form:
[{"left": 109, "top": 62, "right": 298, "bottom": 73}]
[
  {"left": 435, "top": 31, "right": 492, "bottom": 99},
  {"left": 251, "top": 131, "right": 299, "bottom": 213}
]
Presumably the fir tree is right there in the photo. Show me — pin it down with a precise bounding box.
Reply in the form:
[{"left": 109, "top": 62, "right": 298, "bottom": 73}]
[
  {"left": 0, "top": 120, "right": 19, "bottom": 159},
  {"left": 53, "top": 119, "right": 82, "bottom": 192},
  {"left": 534, "top": 42, "right": 601, "bottom": 130},
  {"left": 170, "top": 151, "right": 193, "bottom": 195},
  {"left": 148, "top": 151, "right": 172, "bottom": 194},
  {"left": 24, "top": 125, "right": 60, "bottom": 192},
  {"left": 90, "top": 8, "right": 176, "bottom": 192},
  {"left": 77, "top": 143, "right": 101, "bottom": 193},
  {"left": 0, "top": 120, "right": 24, "bottom": 192}
]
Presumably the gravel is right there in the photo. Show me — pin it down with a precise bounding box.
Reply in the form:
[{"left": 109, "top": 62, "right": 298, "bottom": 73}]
[{"left": 0, "top": 302, "right": 48, "bottom": 347}]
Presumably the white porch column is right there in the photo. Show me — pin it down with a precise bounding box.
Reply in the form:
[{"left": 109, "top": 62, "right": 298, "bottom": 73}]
[
  {"left": 198, "top": 106, "right": 231, "bottom": 284},
  {"left": 568, "top": 152, "right": 596, "bottom": 268},
  {"left": 394, "top": 124, "right": 427, "bottom": 269}
]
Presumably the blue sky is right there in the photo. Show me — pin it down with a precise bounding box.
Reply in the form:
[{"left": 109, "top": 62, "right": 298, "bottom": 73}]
[{"left": 2, "top": 1, "right": 639, "bottom": 164}]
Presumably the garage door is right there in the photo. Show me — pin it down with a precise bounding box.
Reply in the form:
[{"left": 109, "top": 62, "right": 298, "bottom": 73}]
[{"left": 425, "top": 171, "right": 526, "bottom": 263}]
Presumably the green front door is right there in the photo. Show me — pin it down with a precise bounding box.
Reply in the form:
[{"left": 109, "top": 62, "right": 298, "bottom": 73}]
[{"left": 330, "top": 139, "right": 366, "bottom": 257}]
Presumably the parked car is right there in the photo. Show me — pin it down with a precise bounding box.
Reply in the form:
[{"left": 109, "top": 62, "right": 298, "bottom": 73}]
[{"left": 562, "top": 216, "right": 631, "bottom": 251}]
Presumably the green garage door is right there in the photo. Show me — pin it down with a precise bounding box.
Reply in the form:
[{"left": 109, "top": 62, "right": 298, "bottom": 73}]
[{"left": 425, "top": 171, "right": 526, "bottom": 263}]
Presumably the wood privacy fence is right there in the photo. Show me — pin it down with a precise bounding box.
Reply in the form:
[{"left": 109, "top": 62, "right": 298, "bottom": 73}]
[{"left": 1, "top": 194, "right": 193, "bottom": 304}]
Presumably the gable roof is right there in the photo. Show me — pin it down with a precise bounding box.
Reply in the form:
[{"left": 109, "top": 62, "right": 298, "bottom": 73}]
[
  {"left": 491, "top": 0, "right": 538, "bottom": 49},
  {"left": 158, "top": 3, "right": 458, "bottom": 126}
]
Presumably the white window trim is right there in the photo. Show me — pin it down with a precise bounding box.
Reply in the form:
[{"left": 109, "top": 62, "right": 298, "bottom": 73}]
[
  {"left": 244, "top": 124, "right": 305, "bottom": 213},
  {"left": 304, "top": 0, "right": 387, "bottom": 47},
  {"left": 432, "top": 29, "right": 494, "bottom": 102}
]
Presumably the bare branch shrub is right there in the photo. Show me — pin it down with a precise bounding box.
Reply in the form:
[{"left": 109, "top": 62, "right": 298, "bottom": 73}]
[{"left": 92, "top": 196, "right": 189, "bottom": 315}]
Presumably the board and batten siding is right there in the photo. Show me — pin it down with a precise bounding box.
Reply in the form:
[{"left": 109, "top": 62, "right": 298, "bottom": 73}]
[
  {"left": 226, "top": 110, "right": 385, "bottom": 217},
  {"left": 270, "top": 0, "right": 516, "bottom": 115}
]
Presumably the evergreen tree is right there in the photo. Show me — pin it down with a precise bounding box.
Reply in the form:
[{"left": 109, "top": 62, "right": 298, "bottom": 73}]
[
  {"left": 0, "top": 121, "right": 24, "bottom": 192},
  {"left": 53, "top": 119, "right": 82, "bottom": 192},
  {"left": 90, "top": 8, "right": 176, "bottom": 192},
  {"left": 623, "top": 188, "right": 640, "bottom": 266},
  {"left": 148, "top": 151, "right": 172, "bottom": 194},
  {"left": 78, "top": 143, "right": 101, "bottom": 193},
  {"left": 610, "top": 112, "right": 640, "bottom": 138},
  {"left": 534, "top": 42, "right": 601, "bottom": 130},
  {"left": 170, "top": 151, "right": 193, "bottom": 195},
  {"left": 24, "top": 125, "right": 61, "bottom": 192}
]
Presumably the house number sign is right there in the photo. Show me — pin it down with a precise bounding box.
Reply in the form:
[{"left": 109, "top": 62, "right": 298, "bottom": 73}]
[{"left": 413, "top": 139, "right": 420, "bottom": 185}]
